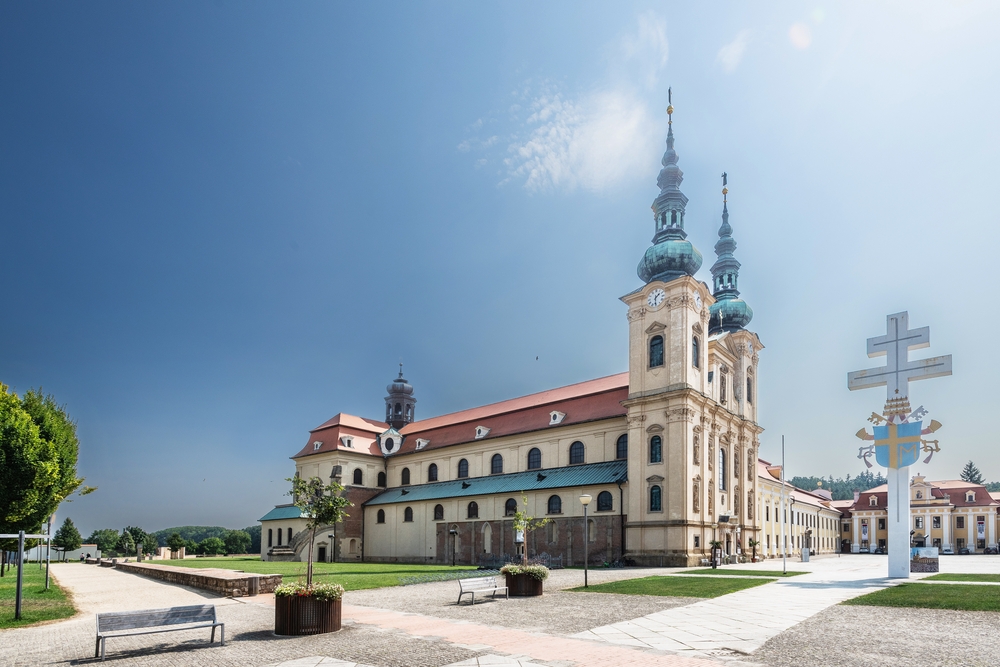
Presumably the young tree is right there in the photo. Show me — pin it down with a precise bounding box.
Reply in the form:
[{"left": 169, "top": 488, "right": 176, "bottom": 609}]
[
  {"left": 242, "top": 525, "right": 262, "bottom": 553},
  {"left": 142, "top": 533, "right": 159, "bottom": 557},
  {"left": 510, "top": 494, "right": 550, "bottom": 565},
  {"left": 125, "top": 526, "right": 147, "bottom": 547},
  {"left": 960, "top": 461, "right": 985, "bottom": 485},
  {"left": 224, "top": 530, "right": 252, "bottom": 555},
  {"left": 0, "top": 384, "right": 58, "bottom": 539},
  {"left": 87, "top": 529, "right": 121, "bottom": 555},
  {"left": 288, "top": 475, "right": 351, "bottom": 587},
  {"left": 199, "top": 537, "right": 226, "bottom": 555},
  {"left": 53, "top": 517, "right": 83, "bottom": 561},
  {"left": 116, "top": 529, "right": 136, "bottom": 557},
  {"left": 166, "top": 532, "right": 186, "bottom": 554}
]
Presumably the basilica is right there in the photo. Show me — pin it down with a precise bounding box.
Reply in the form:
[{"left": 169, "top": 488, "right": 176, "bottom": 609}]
[{"left": 259, "top": 101, "right": 900, "bottom": 567}]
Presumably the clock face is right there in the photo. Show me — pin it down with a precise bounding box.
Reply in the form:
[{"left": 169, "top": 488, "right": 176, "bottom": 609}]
[
  {"left": 693, "top": 292, "right": 702, "bottom": 309},
  {"left": 647, "top": 288, "right": 666, "bottom": 308}
]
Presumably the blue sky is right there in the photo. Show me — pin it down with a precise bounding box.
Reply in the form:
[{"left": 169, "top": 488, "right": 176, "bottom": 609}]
[{"left": 3, "top": 2, "right": 998, "bottom": 536}]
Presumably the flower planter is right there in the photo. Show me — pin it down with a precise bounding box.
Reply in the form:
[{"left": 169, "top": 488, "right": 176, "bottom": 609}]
[
  {"left": 504, "top": 572, "right": 544, "bottom": 597},
  {"left": 274, "top": 595, "right": 342, "bottom": 635}
]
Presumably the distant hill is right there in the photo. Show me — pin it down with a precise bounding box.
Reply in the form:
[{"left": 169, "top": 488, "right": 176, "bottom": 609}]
[{"left": 152, "top": 525, "right": 261, "bottom": 552}]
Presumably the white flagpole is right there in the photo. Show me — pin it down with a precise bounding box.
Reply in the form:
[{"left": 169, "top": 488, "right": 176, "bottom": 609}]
[{"left": 781, "top": 435, "right": 787, "bottom": 575}]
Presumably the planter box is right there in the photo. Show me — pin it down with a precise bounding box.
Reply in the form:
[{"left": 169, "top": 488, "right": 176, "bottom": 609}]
[
  {"left": 505, "top": 572, "right": 544, "bottom": 597},
  {"left": 275, "top": 595, "right": 342, "bottom": 635}
]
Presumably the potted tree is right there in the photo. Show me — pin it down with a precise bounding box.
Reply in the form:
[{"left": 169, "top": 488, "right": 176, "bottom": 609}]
[
  {"left": 274, "top": 475, "right": 351, "bottom": 636},
  {"left": 748, "top": 538, "right": 760, "bottom": 563},
  {"left": 499, "top": 494, "right": 550, "bottom": 596},
  {"left": 710, "top": 540, "right": 723, "bottom": 569}
]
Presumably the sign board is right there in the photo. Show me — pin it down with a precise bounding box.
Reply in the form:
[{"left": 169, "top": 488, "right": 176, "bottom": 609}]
[
  {"left": 910, "top": 546, "right": 939, "bottom": 573},
  {"left": 514, "top": 530, "right": 524, "bottom": 544}
]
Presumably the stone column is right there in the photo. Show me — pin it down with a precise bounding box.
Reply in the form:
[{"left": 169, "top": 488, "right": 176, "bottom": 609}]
[
  {"left": 988, "top": 512, "right": 996, "bottom": 550},
  {"left": 886, "top": 466, "right": 910, "bottom": 578},
  {"left": 968, "top": 513, "right": 975, "bottom": 551},
  {"left": 942, "top": 513, "right": 951, "bottom": 551},
  {"left": 852, "top": 515, "right": 860, "bottom": 553}
]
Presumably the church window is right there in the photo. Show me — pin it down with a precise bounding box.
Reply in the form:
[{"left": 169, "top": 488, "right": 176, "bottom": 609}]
[
  {"left": 527, "top": 448, "right": 542, "bottom": 470},
  {"left": 720, "top": 374, "right": 727, "bottom": 404},
  {"left": 268, "top": 529, "right": 273, "bottom": 547},
  {"left": 765, "top": 505, "right": 769, "bottom": 522},
  {"left": 932, "top": 516, "right": 941, "bottom": 529},
  {"left": 434, "top": 504, "right": 444, "bottom": 521},
  {"left": 277, "top": 528, "right": 282, "bottom": 546},
  {"left": 353, "top": 468, "right": 363, "bottom": 485},
  {"left": 718, "top": 449, "right": 727, "bottom": 491},
  {"left": 747, "top": 377, "right": 753, "bottom": 404},
  {"left": 405, "top": 405, "right": 412, "bottom": 419},
  {"left": 616, "top": 434, "right": 628, "bottom": 460},
  {"left": 404, "top": 507, "right": 413, "bottom": 522},
  {"left": 287, "top": 528, "right": 292, "bottom": 544},
  {"left": 384, "top": 437, "right": 395, "bottom": 452},
  {"left": 649, "top": 485, "right": 662, "bottom": 512},
  {"left": 650, "top": 435, "right": 662, "bottom": 463},
  {"left": 692, "top": 337, "right": 700, "bottom": 369},
  {"left": 457, "top": 459, "right": 469, "bottom": 478},
  {"left": 957, "top": 516, "right": 965, "bottom": 529},
  {"left": 597, "top": 491, "right": 613, "bottom": 512},
  {"left": 547, "top": 495, "right": 562, "bottom": 514},
  {"left": 377, "top": 509, "right": 385, "bottom": 524},
  {"left": 467, "top": 501, "right": 479, "bottom": 519},
  {"left": 428, "top": 463, "right": 438, "bottom": 482},
  {"left": 491, "top": 454, "right": 504, "bottom": 475},
  {"left": 695, "top": 535, "right": 701, "bottom": 548},
  {"left": 569, "top": 441, "right": 585, "bottom": 465},
  {"left": 966, "top": 491, "right": 975, "bottom": 502},
  {"left": 401, "top": 468, "right": 410, "bottom": 485},
  {"left": 504, "top": 498, "right": 517, "bottom": 516},
  {"left": 377, "top": 472, "right": 387, "bottom": 487},
  {"left": 649, "top": 336, "right": 664, "bottom": 368},
  {"left": 869, "top": 496, "right": 878, "bottom": 507},
  {"left": 395, "top": 403, "right": 402, "bottom": 415},
  {"left": 914, "top": 517, "right": 923, "bottom": 529}
]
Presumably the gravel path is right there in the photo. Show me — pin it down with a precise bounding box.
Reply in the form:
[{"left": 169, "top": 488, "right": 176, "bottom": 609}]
[{"left": 750, "top": 605, "right": 1000, "bottom": 667}]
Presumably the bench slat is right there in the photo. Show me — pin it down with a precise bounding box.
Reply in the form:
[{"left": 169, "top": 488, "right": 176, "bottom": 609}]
[{"left": 98, "top": 605, "right": 216, "bottom": 632}]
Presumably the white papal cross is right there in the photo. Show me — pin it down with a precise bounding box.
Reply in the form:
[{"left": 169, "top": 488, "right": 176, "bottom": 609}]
[{"left": 848, "top": 311, "right": 952, "bottom": 401}]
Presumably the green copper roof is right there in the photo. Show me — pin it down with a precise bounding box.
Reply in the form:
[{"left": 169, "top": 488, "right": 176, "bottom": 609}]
[
  {"left": 365, "top": 460, "right": 628, "bottom": 506},
  {"left": 259, "top": 504, "right": 309, "bottom": 522}
]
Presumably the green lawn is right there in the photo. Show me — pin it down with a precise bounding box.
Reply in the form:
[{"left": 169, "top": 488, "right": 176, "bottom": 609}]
[
  {"left": 569, "top": 575, "right": 771, "bottom": 598},
  {"left": 924, "top": 573, "right": 1000, "bottom": 583},
  {"left": 0, "top": 564, "right": 76, "bottom": 629},
  {"left": 842, "top": 583, "right": 1000, "bottom": 612},
  {"left": 148, "top": 557, "right": 477, "bottom": 591},
  {"left": 677, "top": 568, "right": 806, "bottom": 577}
]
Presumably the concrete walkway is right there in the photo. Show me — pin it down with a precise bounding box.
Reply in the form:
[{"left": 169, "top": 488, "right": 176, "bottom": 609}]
[{"left": 572, "top": 557, "right": 895, "bottom": 656}]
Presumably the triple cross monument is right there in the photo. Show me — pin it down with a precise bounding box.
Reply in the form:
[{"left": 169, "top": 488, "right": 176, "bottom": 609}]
[{"left": 848, "top": 311, "right": 952, "bottom": 578}]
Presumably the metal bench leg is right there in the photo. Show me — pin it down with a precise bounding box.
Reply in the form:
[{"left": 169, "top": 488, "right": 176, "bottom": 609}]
[
  {"left": 101, "top": 637, "right": 106, "bottom": 661},
  {"left": 220, "top": 623, "right": 225, "bottom": 646},
  {"left": 211, "top": 625, "right": 216, "bottom": 643},
  {"left": 95, "top": 636, "right": 101, "bottom": 659}
]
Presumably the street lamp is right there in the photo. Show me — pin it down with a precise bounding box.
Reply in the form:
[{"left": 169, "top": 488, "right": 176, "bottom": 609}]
[
  {"left": 579, "top": 494, "right": 592, "bottom": 587},
  {"left": 711, "top": 522, "right": 718, "bottom": 569},
  {"left": 449, "top": 528, "right": 458, "bottom": 567},
  {"left": 327, "top": 534, "right": 334, "bottom": 563}
]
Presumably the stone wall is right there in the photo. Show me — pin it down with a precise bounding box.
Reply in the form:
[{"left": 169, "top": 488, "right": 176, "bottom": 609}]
[{"left": 114, "top": 561, "right": 282, "bottom": 597}]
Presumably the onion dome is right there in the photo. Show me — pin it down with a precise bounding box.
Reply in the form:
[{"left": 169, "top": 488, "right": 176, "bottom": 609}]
[
  {"left": 709, "top": 175, "right": 753, "bottom": 335},
  {"left": 637, "top": 91, "right": 703, "bottom": 284},
  {"left": 384, "top": 364, "right": 416, "bottom": 429}
]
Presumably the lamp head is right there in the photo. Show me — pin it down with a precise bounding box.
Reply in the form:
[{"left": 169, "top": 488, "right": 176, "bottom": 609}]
[{"left": 579, "top": 494, "right": 592, "bottom": 507}]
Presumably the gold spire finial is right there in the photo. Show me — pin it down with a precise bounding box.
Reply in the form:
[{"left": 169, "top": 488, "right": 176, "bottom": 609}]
[
  {"left": 666, "top": 87, "right": 673, "bottom": 123},
  {"left": 722, "top": 172, "right": 728, "bottom": 201}
]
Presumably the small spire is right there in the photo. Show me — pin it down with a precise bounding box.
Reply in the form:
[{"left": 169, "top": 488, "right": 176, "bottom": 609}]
[
  {"left": 709, "top": 173, "right": 753, "bottom": 334},
  {"left": 666, "top": 87, "right": 674, "bottom": 125},
  {"left": 398, "top": 362, "right": 404, "bottom": 379}
]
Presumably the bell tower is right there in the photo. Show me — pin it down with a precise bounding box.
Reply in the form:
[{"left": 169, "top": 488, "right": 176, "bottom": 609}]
[{"left": 384, "top": 364, "right": 416, "bottom": 430}]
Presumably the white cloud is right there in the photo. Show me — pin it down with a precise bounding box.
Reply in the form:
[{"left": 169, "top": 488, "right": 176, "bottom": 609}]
[
  {"left": 717, "top": 30, "right": 751, "bottom": 72},
  {"left": 789, "top": 22, "right": 812, "bottom": 49}
]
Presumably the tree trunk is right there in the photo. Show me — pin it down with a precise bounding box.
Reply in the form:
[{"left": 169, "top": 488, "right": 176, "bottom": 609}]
[{"left": 306, "top": 526, "right": 316, "bottom": 588}]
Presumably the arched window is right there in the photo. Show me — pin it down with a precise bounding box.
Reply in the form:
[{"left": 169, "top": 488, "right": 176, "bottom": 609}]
[
  {"left": 597, "top": 490, "right": 613, "bottom": 512},
  {"left": 746, "top": 376, "right": 753, "bottom": 404},
  {"left": 650, "top": 435, "right": 662, "bottom": 463},
  {"left": 377, "top": 471, "right": 386, "bottom": 487},
  {"left": 287, "top": 527, "right": 292, "bottom": 544},
  {"left": 616, "top": 434, "right": 628, "bottom": 460},
  {"left": 403, "top": 507, "right": 413, "bottom": 522},
  {"left": 433, "top": 504, "right": 444, "bottom": 521},
  {"left": 428, "top": 463, "right": 438, "bottom": 482},
  {"left": 467, "top": 501, "right": 479, "bottom": 519},
  {"left": 504, "top": 498, "right": 517, "bottom": 516},
  {"left": 401, "top": 467, "right": 410, "bottom": 485},
  {"left": 692, "top": 336, "right": 700, "bottom": 369},
  {"left": 718, "top": 449, "right": 727, "bottom": 491},
  {"left": 395, "top": 402, "right": 402, "bottom": 415},
  {"left": 482, "top": 523, "right": 492, "bottom": 553},
  {"left": 349, "top": 539, "right": 357, "bottom": 554},
  {"left": 649, "top": 335, "right": 664, "bottom": 368},
  {"left": 457, "top": 459, "right": 469, "bottom": 478},
  {"left": 353, "top": 468, "right": 363, "bottom": 485},
  {"left": 277, "top": 528, "right": 282, "bottom": 546},
  {"left": 491, "top": 454, "right": 503, "bottom": 475},
  {"left": 569, "top": 441, "right": 585, "bottom": 465},
  {"left": 869, "top": 496, "right": 878, "bottom": 507},
  {"left": 546, "top": 521, "right": 557, "bottom": 543},
  {"left": 527, "top": 448, "right": 542, "bottom": 470},
  {"left": 547, "top": 495, "right": 562, "bottom": 514},
  {"left": 267, "top": 529, "right": 273, "bottom": 547},
  {"left": 650, "top": 485, "right": 662, "bottom": 512},
  {"left": 376, "top": 509, "right": 385, "bottom": 524}
]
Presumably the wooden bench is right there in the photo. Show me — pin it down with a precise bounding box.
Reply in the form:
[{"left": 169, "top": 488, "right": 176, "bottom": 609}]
[
  {"left": 95, "top": 604, "right": 223, "bottom": 661},
  {"left": 457, "top": 575, "right": 508, "bottom": 605}
]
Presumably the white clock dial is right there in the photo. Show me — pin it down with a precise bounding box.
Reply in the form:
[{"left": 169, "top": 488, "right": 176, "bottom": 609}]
[
  {"left": 647, "top": 288, "right": 666, "bottom": 308},
  {"left": 693, "top": 292, "right": 702, "bottom": 309}
]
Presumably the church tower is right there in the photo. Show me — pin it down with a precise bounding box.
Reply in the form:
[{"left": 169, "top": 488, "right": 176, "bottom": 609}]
[{"left": 384, "top": 365, "right": 416, "bottom": 430}]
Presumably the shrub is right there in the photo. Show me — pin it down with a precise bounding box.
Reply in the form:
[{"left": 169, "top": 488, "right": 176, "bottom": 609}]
[
  {"left": 274, "top": 580, "right": 345, "bottom": 602},
  {"left": 500, "top": 564, "right": 549, "bottom": 581}
]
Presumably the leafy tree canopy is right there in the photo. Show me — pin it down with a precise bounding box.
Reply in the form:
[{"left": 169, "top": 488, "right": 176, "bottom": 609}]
[
  {"left": 116, "top": 529, "right": 136, "bottom": 556},
  {"left": 960, "top": 460, "right": 985, "bottom": 485},
  {"left": 166, "top": 532, "right": 186, "bottom": 552},
  {"left": 141, "top": 533, "right": 159, "bottom": 556},
  {"left": 87, "top": 528, "right": 120, "bottom": 554},
  {"left": 198, "top": 537, "right": 226, "bottom": 555},
  {"left": 224, "top": 530, "right": 252, "bottom": 555},
  {"left": 242, "top": 525, "right": 262, "bottom": 553},
  {"left": 152, "top": 526, "right": 230, "bottom": 546},
  {"left": 789, "top": 470, "right": 887, "bottom": 500}
]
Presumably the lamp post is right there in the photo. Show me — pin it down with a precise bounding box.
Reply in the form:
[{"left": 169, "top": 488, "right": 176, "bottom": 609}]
[
  {"left": 449, "top": 529, "right": 458, "bottom": 567},
  {"left": 579, "top": 494, "right": 592, "bottom": 587},
  {"left": 327, "top": 534, "right": 334, "bottom": 563},
  {"left": 711, "top": 522, "right": 718, "bottom": 568}
]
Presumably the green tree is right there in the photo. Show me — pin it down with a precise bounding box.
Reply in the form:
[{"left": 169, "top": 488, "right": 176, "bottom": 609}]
[
  {"left": 199, "top": 537, "right": 226, "bottom": 555},
  {"left": 53, "top": 517, "right": 82, "bottom": 561},
  {"left": 510, "top": 493, "right": 550, "bottom": 565},
  {"left": 142, "top": 533, "right": 159, "bottom": 557},
  {"left": 185, "top": 539, "right": 198, "bottom": 553},
  {"left": 224, "top": 530, "right": 251, "bottom": 555},
  {"left": 0, "top": 384, "right": 59, "bottom": 539},
  {"left": 19, "top": 389, "right": 88, "bottom": 508},
  {"left": 289, "top": 475, "right": 352, "bottom": 587},
  {"left": 242, "top": 525, "right": 262, "bottom": 553},
  {"left": 960, "top": 461, "right": 985, "bottom": 485},
  {"left": 116, "top": 529, "right": 136, "bottom": 557},
  {"left": 166, "top": 532, "right": 186, "bottom": 554},
  {"left": 87, "top": 529, "right": 120, "bottom": 554},
  {"left": 125, "top": 526, "right": 147, "bottom": 547}
]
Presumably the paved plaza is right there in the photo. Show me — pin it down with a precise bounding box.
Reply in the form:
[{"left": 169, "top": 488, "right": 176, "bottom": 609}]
[{"left": 1, "top": 556, "right": 998, "bottom": 667}]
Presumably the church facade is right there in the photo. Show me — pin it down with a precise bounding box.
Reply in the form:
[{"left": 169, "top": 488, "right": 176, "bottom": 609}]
[{"left": 261, "top": 101, "right": 768, "bottom": 567}]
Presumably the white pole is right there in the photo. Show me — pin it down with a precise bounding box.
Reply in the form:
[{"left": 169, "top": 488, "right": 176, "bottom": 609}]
[
  {"left": 781, "top": 435, "right": 787, "bottom": 575},
  {"left": 45, "top": 515, "right": 51, "bottom": 589}
]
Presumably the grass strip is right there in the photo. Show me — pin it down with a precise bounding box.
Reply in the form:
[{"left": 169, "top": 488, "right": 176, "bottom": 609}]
[
  {"left": 0, "top": 564, "right": 76, "bottom": 629},
  {"left": 677, "top": 568, "right": 806, "bottom": 577},
  {"left": 149, "top": 556, "right": 477, "bottom": 591},
  {"left": 842, "top": 583, "right": 1000, "bottom": 612},
  {"left": 923, "top": 573, "right": 1000, "bottom": 583},
  {"left": 569, "top": 575, "right": 771, "bottom": 598}
]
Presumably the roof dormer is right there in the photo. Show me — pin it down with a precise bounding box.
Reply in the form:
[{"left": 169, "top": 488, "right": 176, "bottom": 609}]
[
  {"left": 475, "top": 426, "right": 491, "bottom": 440},
  {"left": 549, "top": 411, "right": 566, "bottom": 425}
]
